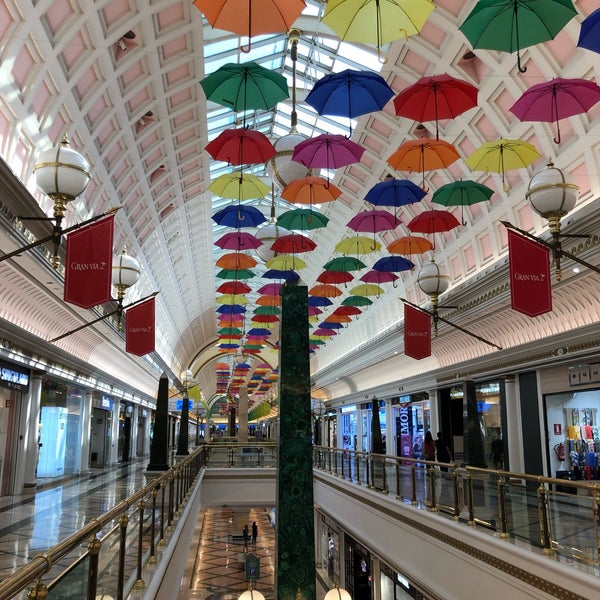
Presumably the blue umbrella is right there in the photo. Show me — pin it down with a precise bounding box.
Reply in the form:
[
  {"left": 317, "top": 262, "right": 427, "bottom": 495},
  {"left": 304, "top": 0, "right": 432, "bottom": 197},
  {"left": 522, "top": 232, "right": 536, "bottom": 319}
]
[
  {"left": 247, "top": 328, "right": 272, "bottom": 336},
  {"left": 318, "top": 321, "right": 344, "bottom": 329},
  {"left": 218, "top": 343, "right": 239, "bottom": 349},
  {"left": 578, "top": 8, "right": 600, "bottom": 54},
  {"left": 372, "top": 256, "right": 415, "bottom": 272},
  {"left": 212, "top": 204, "right": 267, "bottom": 228},
  {"left": 309, "top": 296, "right": 333, "bottom": 307},
  {"left": 305, "top": 69, "right": 394, "bottom": 135},
  {"left": 216, "top": 304, "right": 246, "bottom": 314},
  {"left": 263, "top": 269, "right": 299, "bottom": 281},
  {"left": 365, "top": 178, "right": 427, "bottom": 215}
]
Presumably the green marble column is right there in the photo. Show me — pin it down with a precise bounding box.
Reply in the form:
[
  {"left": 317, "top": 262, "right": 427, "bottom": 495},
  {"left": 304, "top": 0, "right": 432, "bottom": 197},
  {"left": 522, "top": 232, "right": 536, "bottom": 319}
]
[
  {"left": 277, "top": 281, "right": 315, "bottom": 600},
  {"left": 147, "top": 372, "right": 170, "bottom": 471}
]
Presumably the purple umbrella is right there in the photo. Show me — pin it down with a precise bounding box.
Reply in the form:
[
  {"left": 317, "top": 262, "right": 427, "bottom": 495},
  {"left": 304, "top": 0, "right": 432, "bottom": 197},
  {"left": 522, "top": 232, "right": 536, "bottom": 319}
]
[
  {"left": 215, "top": 231, "right": 264, "bottom": 250},
  {"left": 292, "top": 134, "right": 365, "bottom": 173},
  {"left": 360, "top": 270, "right": 399, "bottom": 285}
]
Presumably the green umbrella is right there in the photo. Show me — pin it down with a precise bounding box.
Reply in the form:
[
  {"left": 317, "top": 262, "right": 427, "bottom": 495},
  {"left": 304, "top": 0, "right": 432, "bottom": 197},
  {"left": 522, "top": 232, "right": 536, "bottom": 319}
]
[
  {"left": 323, "top": 256, "right": 366, "bottom": 272},
  {"left": 277, "top": 208, "right": 330, "bottom": 231},
  {"left": 217, "top": 327, "right": 243, "bottom": 335},
  {"left": 308, "top": 338, "right": 326, "bottom": 345},
  {"left": 216, "top": 268, "right": 255, "bottom": 280},
  {"left": 459, "top": 0, "right": 577, "bottom": 73},
  {"left": 431, "top": 180, "right": 494, "bottom": 225},
  {"left": 341, "top": 295, "right": 373, "bottom": 307},
  {"left": 200, "top": 62, "right": 289, "bottom": 112},
  {"left": 254, "top": 305, "right": 281, "bottom": 315}
]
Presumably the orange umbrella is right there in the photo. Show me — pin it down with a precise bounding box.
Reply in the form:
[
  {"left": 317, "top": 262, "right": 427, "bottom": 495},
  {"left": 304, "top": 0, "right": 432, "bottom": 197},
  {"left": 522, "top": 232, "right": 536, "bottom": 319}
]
[
  {"left": 387, "top": 235, "right": 433, "bottom": 255},
  {"left": 281, "top": 176, "right": 342, "bottom": 206},
  {"left": 256, "top": 295, "right": 281, "bottom": 306},
  {"left": 216, "top": 252, "right": 258, "bottom": 269},
  {"left": 309, "top": 284, "right": 342, "bottom": 298},
  {"left": 325, "top": 314, "right": 353, "bottom": 323}
]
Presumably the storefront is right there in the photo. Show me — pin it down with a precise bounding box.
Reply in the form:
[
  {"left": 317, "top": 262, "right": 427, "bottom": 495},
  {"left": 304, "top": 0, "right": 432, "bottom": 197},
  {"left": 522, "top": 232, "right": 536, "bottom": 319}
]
[
  {"left": 90, "top": 394, "right": 114, "bottom": 468},
  {"left": 380, "top": 562, "right": 429, "bottom": 600},
  {"left": 340, "top": 404, "right": 357, "bottom": 450},
  {"left": 360, "top": 399, "right": 386, "bottom": 453},
  {"left": 118, "top": 401, "right": 134, "bottom": 462},
  {"left": 392, "top": 394, "right": 430, "bottom": 459}
]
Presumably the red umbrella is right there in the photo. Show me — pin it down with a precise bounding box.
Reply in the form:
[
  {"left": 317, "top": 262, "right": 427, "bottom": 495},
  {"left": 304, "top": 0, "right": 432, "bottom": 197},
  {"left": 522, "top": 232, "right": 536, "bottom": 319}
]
[
  {"left": 407, "top": 210, "right": 461, "bottom": 235},
  {"left": 393, "top": 74, "right": 478, "bottom": 140},
  {"left": 252, "top": 314, "right": 280, "bottom": 323},
  {"left": 332, "top": 305, "right": 362, "bottom": 316},
  {"left": 271, "top": 233, "right": 317, "bottom": 254},
  {"left": 292, "top": 134, "right": 365, "bottom": 172},
  {"left": 509, "top": 77, "right": 600, "bottom": 143},
  {"left": 317, "top": 270, "right": 354, "bottom": 285},
  {"left": 205, "top": 128, "right": 276, "bottom": 165},
  {"left": 215, "top": 231, "right": 263, "bottom": 250},
  {"left": 216, "top": 281, "right": 252, "bottom": 294}
]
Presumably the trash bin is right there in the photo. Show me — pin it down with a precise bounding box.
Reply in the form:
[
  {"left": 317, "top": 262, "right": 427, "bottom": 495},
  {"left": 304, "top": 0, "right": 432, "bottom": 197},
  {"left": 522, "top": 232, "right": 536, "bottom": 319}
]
[{"left": 555, "top": 470, "right": 576, "bottom": 494}]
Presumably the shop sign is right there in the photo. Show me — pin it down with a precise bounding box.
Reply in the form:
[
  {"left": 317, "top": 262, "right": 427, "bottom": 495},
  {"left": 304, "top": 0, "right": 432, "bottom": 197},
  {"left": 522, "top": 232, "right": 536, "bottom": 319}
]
[
  {"left": 0, "top": 360, "right": 29, "bottom": 390},
  {"left": 101, "top": 395, "right": 113, "bottom": 410}
]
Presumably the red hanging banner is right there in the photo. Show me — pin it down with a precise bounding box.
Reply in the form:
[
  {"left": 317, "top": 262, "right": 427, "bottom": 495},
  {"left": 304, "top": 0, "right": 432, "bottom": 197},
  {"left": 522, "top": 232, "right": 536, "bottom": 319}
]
[
  {"left": 126, "top": 298, "right": 155, "bottom": 356},
  {"left": 404, "top": 304, "right": 431, "bottom": 360},
  {"left": 508, "top": 229, "right": 552, "bottom": 317},
  {"left": 64, "top": 215, "right": 114, "bottom": 308}
]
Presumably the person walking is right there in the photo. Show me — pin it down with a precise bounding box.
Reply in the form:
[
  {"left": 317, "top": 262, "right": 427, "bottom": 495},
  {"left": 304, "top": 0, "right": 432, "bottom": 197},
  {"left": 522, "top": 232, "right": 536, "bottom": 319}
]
[
  {"left": 242, "top": 524, "right": 250, "bottom": 552},
  {"left": 251, "top": 521, "right": 258, "bottom": 548},
  {"left": 422, "top": 431, "right": 436, "bottom": 468},
  {"left": 435, "top": 432, "right": 453, "bottom": 471}
]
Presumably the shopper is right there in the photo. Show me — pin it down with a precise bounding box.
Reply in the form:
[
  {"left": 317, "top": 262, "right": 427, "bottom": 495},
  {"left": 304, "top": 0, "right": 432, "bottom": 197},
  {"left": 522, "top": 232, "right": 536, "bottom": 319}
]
[
  {"left": 251, "top": 521, "right": 258, "bottom": 548},
  {"left": 242, "top": 524, "right": 250, "bottom": 552},
  {"left": 435, "top": 432, "right": 453, "bottom": 471},
  {"left": 422, "top": 431, "right": 436, "bottom": 467}
]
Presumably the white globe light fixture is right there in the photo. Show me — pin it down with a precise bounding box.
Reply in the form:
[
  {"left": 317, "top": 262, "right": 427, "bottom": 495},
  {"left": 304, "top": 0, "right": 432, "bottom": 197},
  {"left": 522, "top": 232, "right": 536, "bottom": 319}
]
[
  {"left": 238, "top": 588, "right": 265, "bottom": 600},
  {"left": 34, "top": 134, "right": 92, "bottom": 268},
  {"left": 525, "top": 158, "right": 579, "bottom": 281},
  {"left": 324, "top": 585, "right": 352, "bottom": 600},
  {"left": 417, "top": 259, "right": 450, "bottom": 336},
  {"left": 112, "top": 247, "right": 141, "bottom": 330}
]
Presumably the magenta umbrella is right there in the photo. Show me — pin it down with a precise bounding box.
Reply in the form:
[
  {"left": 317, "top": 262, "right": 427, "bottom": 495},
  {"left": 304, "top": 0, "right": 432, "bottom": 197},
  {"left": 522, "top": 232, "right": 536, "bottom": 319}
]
[
  {"left": 292, "top": 134, "right": 365, "bottom": 174},
  {"left": 509, "top": 77, "right": 600, "bottom": 143},
  {"left": 257, "top": 282, "right": 282, "bottom": 295},
  {"left": 360, "top": 270, "right": 399, "bottom": 285},
  {"left": 347, "top": 209, "right": 401, "bottom": 249},
  {"left": 215, "top": 231, "right": 264, "bottom": 250}
]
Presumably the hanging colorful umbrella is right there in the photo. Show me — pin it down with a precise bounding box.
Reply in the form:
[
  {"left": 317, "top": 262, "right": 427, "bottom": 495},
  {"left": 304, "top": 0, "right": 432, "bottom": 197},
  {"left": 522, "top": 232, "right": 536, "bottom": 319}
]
[
  {"left": 216, "top": 304, "right": 246, "bottom": 314},
  {"left": 271, "top": 233, "right": 317, "bottom": 254},
  {"left": 215, "top": 252, "right": 258, "bottom": 269},
  {"left": 258, "top": 283, "right": 282, "bottom": 295},
  {"left": 578, "top": 8, "right": 600, "bottom": 54},
  {"left": 347, "top": 209, "right": 402, "bottom": 234},
  {"left": 387, "top": 139, "right": 460, "bottom": 189},
  {"left": 372, "top": 255, "right": 415, "bottom": 273},
  {"left": 317, "top": 270, "right": 355, "bottom": 285},
  {"left": 349, "top": 283, "right": 384, "bottom": 297},
  {"left": 199, "top": 61, "right": 289, "bottom": 111},
  {"left": 334, "top": 236, "right": 381, "bottom": 256},
  {"left": 432, "top": 180, "right": 494, "bottom": 226},
  {"left": 309, "top": 284, "right": 342, "bottom": 298},
  {"left": 323, "top": 256, "right": 366, "bottom": 272},
  {"left": 209, "top": 172, "right": 270, "bottom": 200},
  {"left": 509, "top": 78, "right": 600, "bottom": 143},
  {"left": 309, "top": 296, "right": 334, "bottom": 307},
  {"left": 333, "top": 305, "right": 362, "bottom": 316},
  {"left": 459, "top": 0, "right": 577, "bottom": 73},
  {"left": 215, "top": 231, "right": 263, "bottom": 250},
  {"left": 387, "top": 235, "right": 433, "bottom": 255},
  {"left": 252, "top": 314, "right": 280, "bottom": 323},
  {"left": 218, "top": 326, "right": 243, "bottom": 334},
  {"left": 247, "top": 328, "right": 272, "bottom": 337},
  {"left": 342, "top": 295, "right": 373, "bottom": 307},
  {"left": 322, "top": 0, "right": 435, "bottom": 59},
  {"left": 216, "top": 281, "right": 252, "bottom": 294},
  {"left": 360, "top": 270, "right": 399, "bottom": 285},
  {"left": 212, "top": 204, "right": 267, "bottom": 229},
  {"left": 407, "top": 210, "right": 461, "bottom": 235},
  {"left": 216, "top": 294, "right": 249, "bottom": 305},
  {"left": 318, "top": 321, "right": 344, "bottom": 330},
  {"left": 215, "top": 268, "right": 256, "bottom": 280},
  {"left": 292, "top": 134, "right": 365, "bottom": 172},
  {"left": 254, "top": 305, "right": 281, "bottom": 315},
  {"left": 325, "top": 314, "right": 353, "bottom": 323},
  {"left": 313, "top": 328, "right": 337, "bottom": 337},
  {"left": 393, "top": 74, "right": 478, "bottom": 140},
  {"left": 465, "top": 138, "right": 541, "bottom": 191},
  {"left": 265, "top": 255, "right": 307, "bottom": 271},
  {"left": 276, "top": 208, "right": 329, "bottom": 231},
  {"left": 305, "top": 68, "right": 394, "bottom": 135},
  {"left": 281, "top": 176, "right": 342, "bottom": 206},
  {"left": 256, "top": 295, "right": 281, "bottom": 306},
  {"left": 262, "top": 269, "right": 300, "bottom": 281},
  {"left": 206, "top": 128, "right": 276, "bottom": 165},
  {"left": 365, "top": 178, "right": 427, "bottom": 214},
  {"left": 308, "top": 306, "right": 323, "bottom": 316}
]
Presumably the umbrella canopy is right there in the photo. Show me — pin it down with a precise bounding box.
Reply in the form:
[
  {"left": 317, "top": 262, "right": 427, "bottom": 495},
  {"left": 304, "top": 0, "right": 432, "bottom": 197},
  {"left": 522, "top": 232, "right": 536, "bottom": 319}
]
[
  {"left": 292, "top": 134, "right": 365, "bottom": 171},
  {"left": 216, "top": 294, "right": 249, "bottom": 305},
  {"left": 349, "top": 283, "right": 385, "bottom": 297},
  {"left": 465, "top": 138, "right": 541, "bottom": 190},
  {"left": 578, "top": 8, "right": 600, "bottom": 54},
  {"left": 335, "top": 236, "right": 381, "bottom": 256},
  {"left": 372, "top": 255, "right": 415, "bottom": 272},
  {"left": 247, "top": 328, "right": 273, "bottom": 337},
  {"left": 215, "top": 268, "right": 256, "bottom": 280},
  {"left": 317, "top": 270, "right": 355, "bottom": 284},
  {"left": 323, "top": 256, "right": 367, "bottom": 272},
  {"left": 318, "top": 321, "right": 344, "bottom": 330},
  {"left": 393, "top": 73, "right": 478, "bottom": 139},
  {"left": 258, "top": 283, "right": 282, "bottom": 295},
  {"left": 254, "top": 305, "right": 281, "bottom": 315},
  {"left": 280, "top": 176, "right": 342, "bottom": 206},
  {"left": 407, "top": 210, "right": 461, "bottom": 235},
  {"left": 342, "top": 295, "right": 373, "bottom": 307},
  {"left": 276, "top": 208, "right": 329, "bottom": 231},
  {"left": 271, "top": 233, "right": 317, "bottom": 253},
  {"left": 432, "top": 180, "right": 494, "bottom": 225},
  {"left": 305, "top": 68, "right": 394, "bottom": 135},
  {"left": 256, "top": 295, "right": 281, "bottom": 306},
  {"left": 262, "top": 269, "right": 299, "bottom": 281},
  {"left": 365, "top": 178, "right": 426, "bottom": 213},
  {"left": 309, "top": 284, "right": 342, "bottom": 298},
  {"left": 252, "top": 314, "right": 280, "bottom": 323},
  {"left": 509, "top": 78, "right": 600, "bottom": 143},
  {"left": 199, "top": 61, "right": 289, "bottom": 112},
  {"left": 194, "top": 0, "right": 305, "bottom": 43},
  {"left": 216, "top": 281, "right": 252, "bottom": 294},
  {"left": 212, "top": 204, "right": 267, "bottom": 229},
  {"left": 215, "top": 231, "right": 263, "bottom": 250},
  {"left": 333, "top": 305, "right": 362, "bottom": 316},
  {"left": 205, "top": 128, "right": 276, "bottom": 165},
  {"left": 459, "top": 0, "right": 577, "bottom": 73},
  {"left": 265, "top": 255, "right": 307, "bottom": 271},
  {"left": 309, "top": 296, "right": 334, "bottom": 307},
  {"left": 387, "top": 139, "right": 460, "bottom": 189},
  {"left": 347, "top": 209, "right": 401, "bottom": 233},
  {"left": 322, "top": 0, "right": 435, "bottom": 56},
  {"left": 218, "top": 327, "right": 243, "bottom": 335},
  {"left": 313, "top": 328, "right": 337, "bottom": 337},
  {"left": 325, "top": 314, "right": 353, "bottom": 323},
  {"left": 308, "top": 306, "right": 323, "bottom": 316},
  {"left": 387, "top": 235, "right": 433, "bottom": 255},
  {"left": 360, "top": 270, "right": 399, "bottom": 285},
  {"left": 216, "top": 304, "right": 246, "bottom": 314},
  {"left": 209, "top": 172, "right": 270, "bottom": 200},
  {"left": 215, "top": 252, "right": 258, "bottom": 269}
]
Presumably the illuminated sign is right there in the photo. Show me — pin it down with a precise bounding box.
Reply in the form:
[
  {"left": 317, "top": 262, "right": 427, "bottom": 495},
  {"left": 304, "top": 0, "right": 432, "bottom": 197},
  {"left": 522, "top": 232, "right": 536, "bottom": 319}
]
[{"left": 0, "top": 361, "right": 29, "bottom": 390}]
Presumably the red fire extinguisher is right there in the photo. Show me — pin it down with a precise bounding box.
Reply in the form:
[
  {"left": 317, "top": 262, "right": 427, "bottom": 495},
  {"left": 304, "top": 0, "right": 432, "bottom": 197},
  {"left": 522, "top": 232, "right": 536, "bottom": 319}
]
[{"left": 554, "top": 442, "right": 565, "bottom": 461}]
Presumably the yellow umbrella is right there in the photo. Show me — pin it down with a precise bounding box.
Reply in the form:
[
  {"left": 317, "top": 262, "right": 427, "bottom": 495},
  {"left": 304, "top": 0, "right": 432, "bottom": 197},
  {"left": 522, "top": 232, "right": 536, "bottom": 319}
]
[
  {"left": 349, "top": 283, "right": 384, "bottom": 297},
  {"left": 322, "top": 0, "right": 435, "bottom": 57},
  {"left": 216, "top": 294, "right": 249, "bottom": 305},
  {"left": 209, "top": 172, "right": 269, "bottom": 200},
  {"left": 308, "top": 315, "right": 320, "bottom": 323},
  {"left": 265, "top": 254, "right": 307, "bottom": 270},
  {"left": 465, "top": 138, "right": 541, "bottom": 191},
  {"left": 335, "top": 235, "right": 381, "bottom": 255}
]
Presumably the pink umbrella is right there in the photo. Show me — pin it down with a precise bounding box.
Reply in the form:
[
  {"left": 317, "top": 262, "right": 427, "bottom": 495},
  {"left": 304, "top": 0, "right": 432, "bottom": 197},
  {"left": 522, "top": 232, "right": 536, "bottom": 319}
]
[
  {"left": 292, "top": 133, "right": 365, "bottom": 173},
  {"left": 347, "top": 209, "right": 401, "bottom": 249},
  {"left": 509, "top": 77, "right": 600, "bottom": 143},
  {"left": 360, "top": 270, "right": 399, "bottom": 285},
  {"left": 215, "top": 231, "right": 263, "bottom": 250},
  {"left": 257, "top": 283, "right": 282, "bottom": 295}
]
